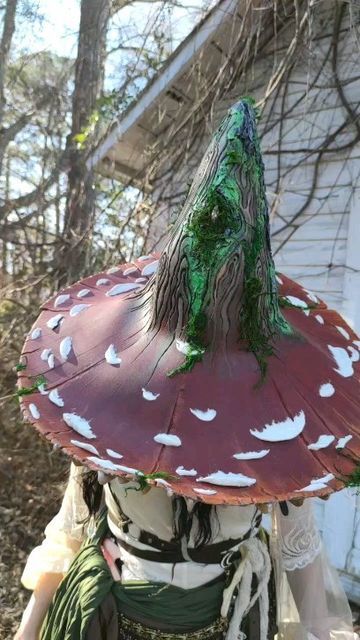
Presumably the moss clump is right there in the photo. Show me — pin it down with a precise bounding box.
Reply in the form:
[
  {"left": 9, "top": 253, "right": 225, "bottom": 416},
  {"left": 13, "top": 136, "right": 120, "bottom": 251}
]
[
  {"left": 15, "top": 363, "right": 27, "bottom": 372},
  {"left": 168, "top": 309, "right": 206, "bottom": 377},
  {"left": 241, "top": 276, "right": 274, "bottom": 382},
  {"left": 279, "top": 297, "right": 317, "bottom": 311},
  {"left": 343, "top": 465, "right": 360, "bottom": 489},
  {"left": 15, "top": 374, "right": 46, "bottom": 400}
]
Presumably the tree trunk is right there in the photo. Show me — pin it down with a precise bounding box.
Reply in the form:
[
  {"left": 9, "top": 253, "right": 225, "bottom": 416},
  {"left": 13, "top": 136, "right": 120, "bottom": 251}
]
[
  {"left": 57, "top": 0, "right": 111, "bottom": 285},
  {"left": 0, "top": 0, "right": 17, "bottom": 174}
]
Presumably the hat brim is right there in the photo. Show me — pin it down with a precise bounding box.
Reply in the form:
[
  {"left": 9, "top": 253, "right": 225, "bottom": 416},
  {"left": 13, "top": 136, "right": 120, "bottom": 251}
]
[{"left": 18, "top": 255, "right": 360, "bottom": 504}]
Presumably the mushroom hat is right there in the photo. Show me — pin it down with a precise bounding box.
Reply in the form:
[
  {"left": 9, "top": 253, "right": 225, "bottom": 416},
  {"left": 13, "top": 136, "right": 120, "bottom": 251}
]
[{"left": 19, "top": 99, "right": 360, "bottom": 505}]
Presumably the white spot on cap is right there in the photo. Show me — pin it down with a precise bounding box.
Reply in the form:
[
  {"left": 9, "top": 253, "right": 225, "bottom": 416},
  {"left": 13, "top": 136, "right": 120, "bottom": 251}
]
[
  {"left": 96, "top": 278, "right": 110, "bottom": 286},
  {"left": 276, "top": 275, "right": 283, "bottom": 285},
  {"left": 250, "top": 410, "right": 305, "bottom": 442},
  {"left": 138, "top": 255, "right": 151, "bottom": 261},
  {"left": 296, "top": 481, "right": 327, "bottom": 492},
  {"left": 336, "top": 435, "right": 353, "bottom": 450},
  {"left": 336, "top": 326, "right": 350, "bottom": 340},
  {"left": 319, "top": 382, "right": 335, "bottom": 398},
  {"left": 142, "top": 388, "right": 160, "bottom": 401},
  {"left": 296, "top": 473, "right": 334, "bottom": 493},
  {"left": 63, "top": 413, "right": 96, "bottom": 439},
  {"left": 328, "top": 345, "right": 354, "bottom": 377},
  {"left": 348, "top": 346, "right": 360, "bottom": 362},
  {"left": 305, "top": 290, "right": 319, "bottom": 303},
  {"left": 105, "top": 345, "right": 122, "bottom": 365},
  {"left": 38, "top": 383, "right": 48, "bottom": 395},
  {"left": 49, "top": 389, "right": 64, "bottom": 407},
  {"left": 123, "top": 266, "right": 138, "bottom": 276},
  {"left": 193, "top": 488, "right": 217, "bottom": 496},
  {"left": 107, "top": 266, "right": 120, "bottom": 274},
  {"left": 353, "top": 341, "right": 360, "bottom": 350},
  {"left": 315, "top": 315, "right": 324, "bottom": 325},
  {"left": 77, "top": 289, "right": 91, "bottom": 298},
  {"left": 106, "top": 283, "right": 142, "bottom": 297},
  {"left": 116, "top": 464, "right": 143, "bottom": 475},
  {"left": 106, "top": 449, "right": 123, "bottom": 459},
  {"left": 308, "top": 435, "right": 335, "bottom": 450},
  {"left": 87, "top": 457, "right": 125, "bottom": 472},
  {"left": 285, "top": 296, "right": 308, "bottom": 309},
  {"left": 154, "top": 433, "right": 181, "bottom": 447},
  {"left": 141, "top": 260, "right": 159, "bottom": 277},
  {"left": 31, "top": 327, "right": 42, "bottom": 340},
  {"left": 315, "top": 473, "right": 334, "bottom": 484},
  {"left": 303, "top": 309, "right": 310, "bottom": 317},
  {"left": 46, "top": 314, "right": 64, "bottom": 329},
  {"left": 60, "top": 336, "right": 73, "bottom": 360},
  {"left": 197, "top": 471, "right": 256, "bottom": 487},
  {"left": 176, "top": 466, "right": 197, "bottom": 476},
  {"left": 54, "top": 294, "right": 70, "bottom": 307},
  {"left": 87, "top": 457, "right": 142, "bottom": 476},
  {"left": 155, "top": 478, "right": 171, "bottom": 489},
  {"left": 135, "top": 277, "right": 147, "bottom": 283},
  {"left": 41, "top": 348, "right": 52, "bottom": 361},
  {"left": 233, "top": 449, "right": 270, "bottom": 460},
  {"left": 71, "top": 440, "right": 99, "bottom": 456},
  {"left": 190, "top": 408, "right": 217, "bottom": 422},
  {"left": 29, "top": 403, "right": 40, "bottom": 419},
  {"left": 48, "top": 353, "right": 55, "bottom": 369},
  {"left": 70, "top": 304, "right": 91, "bottom": 317}
]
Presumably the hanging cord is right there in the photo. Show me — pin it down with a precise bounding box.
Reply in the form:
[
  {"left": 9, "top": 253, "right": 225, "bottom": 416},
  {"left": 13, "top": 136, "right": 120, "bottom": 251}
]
[{"left": 221, "top": 537, "right": 271, "bottom": 640}]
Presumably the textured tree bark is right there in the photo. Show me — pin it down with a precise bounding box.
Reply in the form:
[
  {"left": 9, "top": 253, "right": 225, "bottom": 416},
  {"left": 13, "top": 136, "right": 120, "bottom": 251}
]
[
  {"left": 0, "top": 0, "right": 18, "bottom": 174},
  {"left": 57, "top": 0, "right": 111, "bottom": 286},
  {"left": 149, "top": 100, "right": 292, "bottom": 376}
]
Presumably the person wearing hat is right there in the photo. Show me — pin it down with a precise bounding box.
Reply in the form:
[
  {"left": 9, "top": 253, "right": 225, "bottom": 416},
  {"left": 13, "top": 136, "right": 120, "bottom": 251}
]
[{"left": 15, "top": 100, "right": 359, "bottom": 640}]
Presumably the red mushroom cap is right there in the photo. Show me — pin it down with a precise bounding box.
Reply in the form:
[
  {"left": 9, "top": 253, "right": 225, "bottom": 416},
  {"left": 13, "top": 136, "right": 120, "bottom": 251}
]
[{"left": 18, "top": 256, "right": 360, "bottom": 505}]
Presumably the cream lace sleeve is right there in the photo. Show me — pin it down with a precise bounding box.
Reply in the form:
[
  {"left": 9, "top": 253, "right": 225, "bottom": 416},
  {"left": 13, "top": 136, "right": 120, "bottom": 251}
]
[
  {"left": 275, "top": 499, "right": 322, "bottom": 571},
  {"left": 271, "top": 500, "right": 354, "bottom": 640},
  {"left": 21, "top": 463, "right": 89, "bottom": 590}
]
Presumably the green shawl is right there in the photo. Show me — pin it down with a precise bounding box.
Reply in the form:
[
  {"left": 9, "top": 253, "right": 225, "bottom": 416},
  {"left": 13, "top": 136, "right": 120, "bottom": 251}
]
[{"left": 40, "top": 513, "right": 225, "bottom": 640}]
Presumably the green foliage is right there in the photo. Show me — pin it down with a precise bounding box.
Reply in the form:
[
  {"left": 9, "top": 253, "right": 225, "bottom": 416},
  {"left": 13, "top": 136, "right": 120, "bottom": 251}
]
[
  {"left": 73, "top": 111, "right": 100, "bottom": 149},
  {"left": 279, "top": 297, "right": 317, "bottom": 311},
  {"left": 15, "top": 363, "right": 27, "bottom": 372},
  {"left": 125, "top": 471, "right": 176, "bottom": 494},
  {"left": 15, "top": 375, "right": 46, "bottom": 400},
  {"left": 344, "top": 465, "right": 360, "bottom": 489}
]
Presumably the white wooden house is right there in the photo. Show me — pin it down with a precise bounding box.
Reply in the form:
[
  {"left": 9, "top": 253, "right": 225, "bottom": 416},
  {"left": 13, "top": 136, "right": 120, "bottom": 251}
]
[{"left": 89, "top": 0, "right": 360, "bottom": 600}]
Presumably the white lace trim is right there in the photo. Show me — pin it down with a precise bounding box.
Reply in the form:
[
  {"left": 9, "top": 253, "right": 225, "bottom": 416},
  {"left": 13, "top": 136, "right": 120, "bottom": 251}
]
[{"left": 280, "top": 516, "right": 322, "bottom": 571}]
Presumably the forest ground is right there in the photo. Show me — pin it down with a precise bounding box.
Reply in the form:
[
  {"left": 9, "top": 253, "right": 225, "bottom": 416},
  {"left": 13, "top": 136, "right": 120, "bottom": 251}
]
[{"left": 0, "top": 395, "right": 68, "bottom": 639}]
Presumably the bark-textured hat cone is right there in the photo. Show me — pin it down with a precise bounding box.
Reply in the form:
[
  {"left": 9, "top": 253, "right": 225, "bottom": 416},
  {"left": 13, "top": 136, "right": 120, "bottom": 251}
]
[{"left": 19, "top": 99, "right": 360, "bottom": 505}]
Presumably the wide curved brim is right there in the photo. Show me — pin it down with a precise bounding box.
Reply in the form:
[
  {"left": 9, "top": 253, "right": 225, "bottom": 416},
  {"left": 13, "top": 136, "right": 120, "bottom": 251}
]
[{"left": 18, "top": 254, "right": 360, "bottom": 505}]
